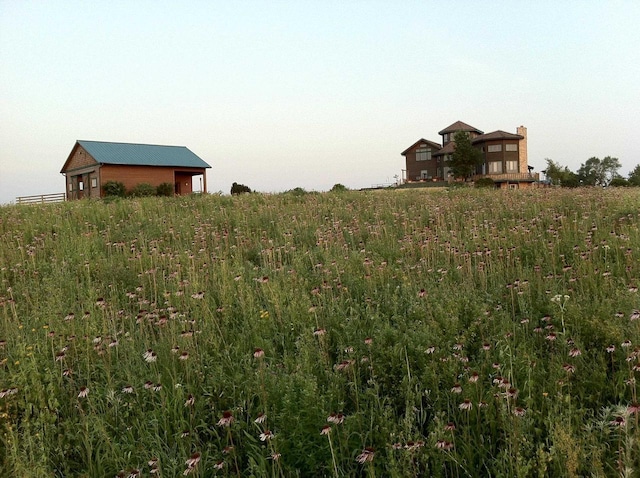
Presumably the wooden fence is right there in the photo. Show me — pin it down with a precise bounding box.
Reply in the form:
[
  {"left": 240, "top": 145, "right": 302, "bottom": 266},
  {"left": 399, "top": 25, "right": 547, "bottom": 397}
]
[{"left": 16, "top": 193, "right": 66, "bottom": 205}]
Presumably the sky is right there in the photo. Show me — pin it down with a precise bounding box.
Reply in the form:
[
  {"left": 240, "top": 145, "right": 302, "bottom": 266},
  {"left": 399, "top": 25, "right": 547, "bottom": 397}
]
[{"left": 1, "top": 1, "right": 639, "bottom": 204}]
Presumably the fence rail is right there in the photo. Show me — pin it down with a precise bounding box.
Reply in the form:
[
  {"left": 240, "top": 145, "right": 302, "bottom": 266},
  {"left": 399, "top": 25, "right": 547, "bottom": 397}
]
[{"left": 16, "top": 193, "right": 66, "bottom": 205}]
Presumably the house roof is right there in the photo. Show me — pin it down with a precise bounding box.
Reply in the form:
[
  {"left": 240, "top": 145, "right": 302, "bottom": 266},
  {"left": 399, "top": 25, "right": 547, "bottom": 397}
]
[
  {"left": 433, "top": 142, "right": 456, "bottom": 156},
  {"left": 472, "top": 130, "right": 523, "bottom": 143},
  {"left": 438, "top": 121, "right": 483, "bottom": 135},
  {"left": 401, "top": 138, "right": 442, "bottom": 156},
  {"left": 61, "top": 140, "right": 211, "bottom": 173}
]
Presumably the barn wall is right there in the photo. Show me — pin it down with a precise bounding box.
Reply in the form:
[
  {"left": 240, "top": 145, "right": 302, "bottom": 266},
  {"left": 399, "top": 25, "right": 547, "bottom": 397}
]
[{"left": 100, "top": 165, "right": 175, "bottom": 193}]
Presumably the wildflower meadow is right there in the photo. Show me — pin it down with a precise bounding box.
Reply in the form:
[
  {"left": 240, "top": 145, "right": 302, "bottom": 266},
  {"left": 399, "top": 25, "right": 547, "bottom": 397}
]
[{"left": 0, "top": 187, "right": 639, "bottom": 477}]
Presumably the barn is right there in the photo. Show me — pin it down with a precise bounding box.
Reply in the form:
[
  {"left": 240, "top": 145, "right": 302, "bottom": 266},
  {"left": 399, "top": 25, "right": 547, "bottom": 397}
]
[{"left": 60, "top": 140, "right": 211, "bottom": 199}]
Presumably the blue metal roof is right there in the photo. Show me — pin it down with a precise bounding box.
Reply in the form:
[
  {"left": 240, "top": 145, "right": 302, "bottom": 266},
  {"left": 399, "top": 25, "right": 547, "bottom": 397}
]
[{"left": 77, "top": 141, "right": 211, "bottom": 168}]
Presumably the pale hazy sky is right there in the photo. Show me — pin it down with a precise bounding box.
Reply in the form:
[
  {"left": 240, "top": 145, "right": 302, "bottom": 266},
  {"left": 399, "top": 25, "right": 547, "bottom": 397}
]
[{"left": 1, "top": 1, "right": 639, "bottom": 204}]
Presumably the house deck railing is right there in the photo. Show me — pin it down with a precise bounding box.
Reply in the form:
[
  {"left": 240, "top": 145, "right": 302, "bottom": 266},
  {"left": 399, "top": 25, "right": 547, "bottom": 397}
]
[
  {"left": 16, "top": 193, "right": 66, "bottom": 205},
  {"left": 472, "top": 172, "right": 539, "bottom": 182}
]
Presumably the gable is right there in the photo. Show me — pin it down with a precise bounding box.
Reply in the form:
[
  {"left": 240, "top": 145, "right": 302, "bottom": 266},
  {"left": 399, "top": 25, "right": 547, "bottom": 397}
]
[
  {"left": 60, "top": 143, "right": 99, "bottom": 173},
  {"left": 401, "top": 139, "right": 441, "bottom": 156}
]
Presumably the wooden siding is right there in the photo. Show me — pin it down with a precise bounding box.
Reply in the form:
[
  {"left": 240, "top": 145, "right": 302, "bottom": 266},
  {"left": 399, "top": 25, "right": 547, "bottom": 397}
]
[
  {"left": 65, "top": 145, "right": 98, "bottom": 171},
  {"left": 405, "top": 144, "right": 440, "bottom": 181},
  {"left": 100, "top": 165, "right": 206, "bottom": 196}
]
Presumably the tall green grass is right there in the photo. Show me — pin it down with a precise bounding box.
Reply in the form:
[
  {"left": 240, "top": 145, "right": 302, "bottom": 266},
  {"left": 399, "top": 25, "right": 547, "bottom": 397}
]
[{"left": 0, "top": 188, "right": 639, "bottom": 476}]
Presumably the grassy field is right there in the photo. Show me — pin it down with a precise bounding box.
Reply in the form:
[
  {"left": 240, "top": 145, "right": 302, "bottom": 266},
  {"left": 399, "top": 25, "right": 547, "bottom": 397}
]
[{"left": 1, "top": 188, "right": 639, "bottom": 477}]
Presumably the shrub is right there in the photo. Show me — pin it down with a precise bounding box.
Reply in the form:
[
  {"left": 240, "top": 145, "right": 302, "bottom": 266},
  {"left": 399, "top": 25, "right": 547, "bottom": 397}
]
[
  {"left": 561, "top": 176, "right": 580, "bottom": 188},
  {"left": 330, "top": 183, "right": 348, "bottom": 192},
  {"left": 474, "top": 177, "right": 496, "bottom": 188},
  {"left": 129, "top": 183, "right": 156, "bottom": 197},
  {"left": 102, "top": 181, "right": 126, "bottom": 197},
  {"left": 156, "top": 182, "right": 174, "bottom": 196},
  {"left": 609, "top": 177, "right": 629, "bottom": 187},
  {"left": 231, "top": 182, "right": 252, "bottom": 195},
  {"left": 287, "top": 187, "right": 308, "bottom": 196}
]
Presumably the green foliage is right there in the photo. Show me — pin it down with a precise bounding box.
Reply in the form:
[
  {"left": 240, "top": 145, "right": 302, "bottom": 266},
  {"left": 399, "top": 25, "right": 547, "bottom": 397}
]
[
  {"left": 231, "top": 182, "right": 252, "bottom": 195},
  {"left": 609, "top": 177, "right": 629, "bottom": 187},
  {"left": 446, "top": 131, "right": 483, "bottom": 180},
  {"left": 1, "top": 189, "right": 639, "bottom": 476},
  {"left": 544, "top": 158, "right": 579, "bottom": 187},
  {"left": 102, "top": 180, "right": 126, "bottom": 197},
  {"left": 285, "top": 187, "right": 309, "bottom": 196},
  {"left": 330, "top": 183, "right": 349, "bottom": 192},
  {"left": 628, "top": 164, "right": 640, "bottom": 186},
  {"left": 577, "top": 156, "right": 621, "bottom": 186},
  {"left": 128, "top": 183, "right": 156, "bottom": 197},
  {"left": 474, "top": 177, "right": 495, "bottom": 188},
  {"left": 156, "top": 182, "right": 174, "bottom": 196}
]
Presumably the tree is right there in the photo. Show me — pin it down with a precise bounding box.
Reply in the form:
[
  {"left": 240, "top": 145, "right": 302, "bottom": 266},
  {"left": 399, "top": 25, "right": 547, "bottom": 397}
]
[
  {"left": 628, "top": 164, "right": 640, "bottom": 186},
  {"left": 446, "top": 131, "right": 483, "bottom": 180},
  {"left": 543, "top": 159, "right": 577, "bottom": 186},
  {"left": 577, "top": 156, "right": 621, "bottom": 186}
]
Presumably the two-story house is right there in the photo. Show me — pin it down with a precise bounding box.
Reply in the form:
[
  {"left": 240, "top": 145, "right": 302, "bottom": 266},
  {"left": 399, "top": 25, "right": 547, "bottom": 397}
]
[{"left": 402, "top": 121, "right": 537, "bottom": 188}]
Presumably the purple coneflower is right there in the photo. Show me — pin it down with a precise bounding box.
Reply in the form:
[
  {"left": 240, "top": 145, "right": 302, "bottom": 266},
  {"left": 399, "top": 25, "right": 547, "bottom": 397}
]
[
  {"left": 78, "top": 387, "right": 89, "bottom": 398},
  {"left": 143, "top": 349, "right": 157, "bottom": 363},
  {"left": 259, "top": 430, "right": 274, "bottom": 441},
  {"left": 610, "top": 416, "right": 626, "bottom": 427},
  {"left": 459, "top": 399, "right": 473, "bottom": 411},
  {"left": 327, "top": 412, "right": 345, "bottom": 424},
  {"left": 253, "top": 348, "right": 265, "bottom": 359},
  {"left": 320, "top": 425, "right": 332, "bottom": 435},
  {"left": 569, "top": 348, "right": 582, "bottom": 357},
  {"left": 450, "top": 383, "right": 462, "bottom": 394},
  {"left": 513, "top": 407, "right": 526, "bottom": 417},
  {"left": 355, "top": 448, "right": 375, "bottom": 464},
  {"left": 184, "top": 394, "right": 195, "bottom": 407},
  {"left": 122, "top": 385, "right": 134, "bottom": 394},
  {"left": 217, "top": 410, "right": 234, "bottom": 427},
  {"left": 254, "top": 412, "right": 267, "bottom": 424}
]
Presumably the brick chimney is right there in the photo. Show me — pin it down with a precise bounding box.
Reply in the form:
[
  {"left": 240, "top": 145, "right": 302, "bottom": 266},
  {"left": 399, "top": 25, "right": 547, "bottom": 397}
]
[{"left": 517, "top": 125, "right": 528, "bottom": 174}]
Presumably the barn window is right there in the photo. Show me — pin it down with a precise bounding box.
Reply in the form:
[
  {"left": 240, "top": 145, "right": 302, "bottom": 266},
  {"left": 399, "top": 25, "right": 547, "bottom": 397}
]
[{"left": 91, "top": 178, "right": 97, "bottom": 188}]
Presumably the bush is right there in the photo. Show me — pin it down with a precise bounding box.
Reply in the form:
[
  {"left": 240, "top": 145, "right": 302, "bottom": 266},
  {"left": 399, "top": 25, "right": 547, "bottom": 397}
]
[
  {"left": 474, "top": 177, "right": 496, "bottom": 188},
  {"left": 287, "top": 187, "right": 308, "bottom": 196},
  {"left": 330, "top": 183, "right": 348, "bottom": 192},
  {"left": 561, "top": 176, "right": 580, "bottom": 188},
  {"left": 102, "top": 181, "right": 126, "bottom": 197},
  {"left": 156, "top": 182, "right": 174, "bottom": 196},
  {"left": 231, "top": 182, "right": 252, "bottom": 195},
  {"left": 129, "top": 183, "right": 156, "bottom": 197},
  {"left": 609, "top": 178, "right": 629, "bottom": 187}
]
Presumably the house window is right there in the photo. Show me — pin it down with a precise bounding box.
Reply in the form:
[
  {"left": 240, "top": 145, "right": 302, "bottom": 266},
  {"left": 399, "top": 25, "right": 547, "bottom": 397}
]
[
  {"left": 68, "top": 183, "right": 73, "bottom": 192},
  {"left": 488, "top": 144, "right": 502, "bottom": 153},
  {"left": 505, "top": 144, "right": 518, "bottom": 152},
  {"left": 91, "top": 178, "right": 97, "bottom": 188},
  {"left": 416, "top": 147, "right": 432, "bottom": 161},
  {"left": 506, "top": 160, "right": 518, "bottom": 172},
  {"left": 488, "top": 161, "right": 502, "bottom": 173},
  {"left": 78, "top": 181, "right": 84, "bottom": 191}
]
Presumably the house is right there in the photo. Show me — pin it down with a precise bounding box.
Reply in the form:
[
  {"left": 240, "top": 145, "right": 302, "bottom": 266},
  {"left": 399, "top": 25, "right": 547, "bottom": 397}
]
[
  {"left": 401, "top": 121, "right": 538, "bottom": 188},
  {"left": 60, "top": 141, "right": 211, "bottom": 199}
]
